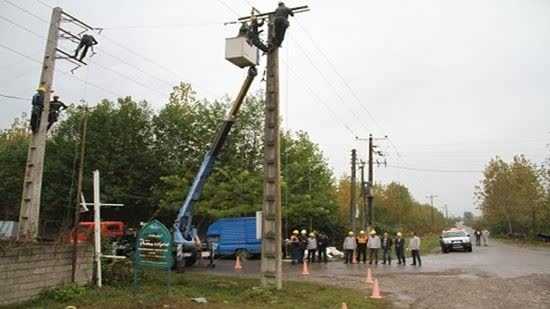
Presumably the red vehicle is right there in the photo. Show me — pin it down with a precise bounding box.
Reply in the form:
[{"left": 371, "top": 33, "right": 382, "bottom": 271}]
[{"left": 69, "top": 221, "right": 126, "bottom": 243}]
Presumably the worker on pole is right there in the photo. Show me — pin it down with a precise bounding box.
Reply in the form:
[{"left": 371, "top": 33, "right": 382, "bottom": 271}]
[
  {"left": 30, "top": 87, "right": 46, "bottom": 133},
  {"left": 271, "top": 2, "right": 294, "bottom": 49},
  {"left": 74, "top": 34, "right": 98, "bottom": 61},
  {"left": 47, "top": 95, "right": 68, "bottom": 130},
  {"left": 247, "top": 15, "right": 269, "bottom": 52}
]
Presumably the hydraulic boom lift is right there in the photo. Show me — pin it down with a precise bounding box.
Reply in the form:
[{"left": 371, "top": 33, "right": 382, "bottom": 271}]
[{"left": 173, "top": 66, "right": 258, "bottom": 268}]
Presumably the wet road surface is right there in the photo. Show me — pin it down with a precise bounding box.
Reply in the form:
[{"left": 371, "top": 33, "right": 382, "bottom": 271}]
[{"left": 190, "top": 240, "right": 550, "bottom": 308}]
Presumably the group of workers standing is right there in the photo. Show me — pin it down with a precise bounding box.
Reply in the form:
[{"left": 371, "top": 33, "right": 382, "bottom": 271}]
[
  {"left": 343, "top": 230, "right": 422, "bottom": 266},
  {"left": 287, "top": 229, "right": 330, "bottom": 265}
]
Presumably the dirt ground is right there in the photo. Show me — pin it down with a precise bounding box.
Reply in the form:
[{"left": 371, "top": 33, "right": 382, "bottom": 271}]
[{"left": 191, "top": 240, "right": 550, "bottom": 308}]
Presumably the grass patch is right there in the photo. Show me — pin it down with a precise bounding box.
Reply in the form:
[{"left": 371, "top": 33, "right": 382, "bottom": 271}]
[
  {"left": 495, "top": 236, "right": 550, "bottom": 249},
  {"left": 7, "top": 272, "right": 388, "bottom": 309},
  {"left": 417, "top": 234, "right": 441, "bottom": 255}
]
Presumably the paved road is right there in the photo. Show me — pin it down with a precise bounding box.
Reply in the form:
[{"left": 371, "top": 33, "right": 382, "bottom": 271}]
[{"left": 191, "top": 240, "right": 550, "bottom": 308}]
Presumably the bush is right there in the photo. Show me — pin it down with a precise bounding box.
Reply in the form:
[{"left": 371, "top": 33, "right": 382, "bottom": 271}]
[
  {"left": 40, "top": 284, "right": 87, "bottom": 302},
  {"left": 102, "top": 259, "right": 133, "bottom": 286}
]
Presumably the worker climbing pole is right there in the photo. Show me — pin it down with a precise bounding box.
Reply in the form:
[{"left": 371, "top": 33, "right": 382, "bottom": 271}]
[
  {"left": 18, "top": 6, "right": 100, "bottom": 240},
  {"left": 237, "top": 2, "right": 309, "bottom": 290}
]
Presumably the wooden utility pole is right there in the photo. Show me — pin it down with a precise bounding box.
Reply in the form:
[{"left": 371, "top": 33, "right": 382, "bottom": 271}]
[
  {"left": 261, "top": 15, "right": 283, "bottom": 290},
  {"left": 350, "top": 149, "right": 357, "bottom": 232},
  {"left": 71, "top": 107, "right": 88, "bottom": 282},
  {"left": 18, "top": 7, "right": 62, "bottom": 240}
]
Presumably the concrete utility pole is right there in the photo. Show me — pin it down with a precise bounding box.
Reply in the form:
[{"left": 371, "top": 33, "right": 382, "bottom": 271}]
[
  {"left": 367, "top": 135, "right": 374, "bottom": 227},
  {"left": 239, "top": 4, "right": 308, "bottom": 290},
  {"left": 350, "top": 149, "right": 357, "bottom": 232},
  {"left": 18, "top": 7, "right": 62, "bottom": 240},
  {"left": 427, "top": 194, "right": 438, "bottom": 227},
  {"left": 261, "top": 15, "right": 283, "bottom": 290},
  {"left": 359, "top": 161, "right": 366, "bottom": 231}
]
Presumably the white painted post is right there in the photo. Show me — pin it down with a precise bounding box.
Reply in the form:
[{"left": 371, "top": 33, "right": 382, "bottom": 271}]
[{"left": 93, "top": 170, "right": 102, "bottom": 287}]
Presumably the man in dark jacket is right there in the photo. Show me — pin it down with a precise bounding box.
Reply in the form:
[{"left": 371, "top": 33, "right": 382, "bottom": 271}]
[
  {"left": 30, "top": 87, "right": 45, "bottom": 133},
  {"left": 317, "top": 232, "right": 329, "bottom": 263},
  {"left": 271, "top": 2, "right": 294, "bottom": 49},
  {"left": 395, "top": 232, "right": 406, "bottom": 265},
  {"left": 289, "top": 230, "right": 300, "bottom": 265},
  {"left": 381, "top": 232, "right": 393, "bottom": 265},
  {"left": 74, "top": 34, "right": 98, "bottom": 61},
  {"left": 247, "top": 16, "right": 269, "bottom": 52},
  {"left": 47, "top": 95, "right": 68, "bottom": 130},
  {"left": 298, "top": 229, "right": 308, "bottom": 263}
]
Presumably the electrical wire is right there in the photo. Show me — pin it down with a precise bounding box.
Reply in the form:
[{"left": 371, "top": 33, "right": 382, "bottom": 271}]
[
  {"left": 0, "top": 93, "right": 27, "bottom": 101},
  {"left": 386, "top": 165, "right": 483, "bottom": 174}
]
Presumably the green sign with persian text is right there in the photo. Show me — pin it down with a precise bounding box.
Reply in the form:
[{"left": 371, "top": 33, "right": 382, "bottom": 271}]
[{"left": 134, "top": 220, "right": 174, "bottom": 270}]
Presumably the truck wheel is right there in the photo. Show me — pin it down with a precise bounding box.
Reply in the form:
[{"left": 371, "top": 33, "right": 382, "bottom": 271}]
[
  {"left": 185, "top": 247, "right": 198, "bottom": 267},
  {"left": 236, "top": 249, "right": 250, "bottom": 260}
]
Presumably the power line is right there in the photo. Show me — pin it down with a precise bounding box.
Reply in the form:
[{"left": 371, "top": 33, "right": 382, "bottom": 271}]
[
  {"left": 0, "top": 93, "right": 27, "bottom": 101},
  {"left": 387, "top": 164, "right": 483, "bottom": 174},
  {"left": 4, "top": 0, "right": 49, "bottom": 23},
  {"left": 214, "top": 0, "right": 241, "bottom": 17}
]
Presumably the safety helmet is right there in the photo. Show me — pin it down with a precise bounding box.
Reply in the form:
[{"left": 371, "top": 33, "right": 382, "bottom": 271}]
[
  {"left": 370, "top": 230, "right": 377, "bottom": 235},
  {"left": 309, "top": 232, "right": 314, "bottom": 237},
  {"left": 292, "top": 230, "right": 299, "bottom": 235},
  {"left": 279, "top": 2, "right": 285, "bottom": 6},
  {"left": 37, "top": 87, "right": 46, "bottom": 92},
  {"left": 359, "top": 230, "right": 365, "bottom": 234},
  {"left": 397, "top": 232, "right": 402, "bottom": 237},
  {"left": 348, "top": 231, "right": 354, "bottom": 236},
  {"left": 53, "top": 95, "right": 59, "bottom": 100},
  {"left": 300, "top": 229, "right": 307, "bottom": 235}
]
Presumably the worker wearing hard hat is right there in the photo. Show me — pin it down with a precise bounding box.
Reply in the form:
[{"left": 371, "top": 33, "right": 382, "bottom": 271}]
[
  {"left": 381, "top": 232, "right": 393, "bottom": 265},
  {"left": 307, "top": 232, "right": 317, "bottom": 263},
  {"left": 356, "top": 230, "right": 368, "bottom": 264},
  {"left": 289, "top": 230, "right": 300, "bottom": 265},
  {"left": 395, "top": 232, "right": 406, "bottom": 265},
  {"left": 298, "top": 229, "right": 308, "bottom": 264},
  {"left": 367, "top": 230, "right": 381, "bottom": 265},
  {"left": 30, "top": 87, "right": 46, "bottom": 133},
  {"left": 343, "top": 231, "right": 356, "bottom": 264}
]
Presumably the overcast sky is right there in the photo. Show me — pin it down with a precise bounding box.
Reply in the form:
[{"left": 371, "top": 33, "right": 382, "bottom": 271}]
[{"left": 1, "top": 0, "right": 549, "bottom": 217}]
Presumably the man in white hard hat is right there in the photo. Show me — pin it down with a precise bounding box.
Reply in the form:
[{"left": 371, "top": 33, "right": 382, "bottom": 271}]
[
  {"left": 342, "top": 231, "right": 356, "bottom": 264},
  {"left": 395, "top": 232, "right": 406, "bottom": 265},
  {"left": 367, "top": 230, "right": 381, "bottom": 265}
]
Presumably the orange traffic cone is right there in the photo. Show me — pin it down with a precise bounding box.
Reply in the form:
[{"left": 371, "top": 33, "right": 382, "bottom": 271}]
[
  {"left": 370, "top": 279, "right": 383, "bottom": 299},
  {"left": 365, "top": 268, "right": 374, "bottom": 284},
  {"left": 341, "top": 303, "right": 348, "bottom": 309},
  {"left": 301, "top": 260, "right": 310, "bottom": 275},
  {"left": 234, "top": 255, "right": 242, "bottom": 271}
]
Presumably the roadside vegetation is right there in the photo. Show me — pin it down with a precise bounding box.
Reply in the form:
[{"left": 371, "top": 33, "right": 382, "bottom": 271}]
[
  {"left": 8, "top": 272, "right": 388, "bottom": 309},
  {"left": 474, "top": 155, "right": 550, "bottom": 240}
]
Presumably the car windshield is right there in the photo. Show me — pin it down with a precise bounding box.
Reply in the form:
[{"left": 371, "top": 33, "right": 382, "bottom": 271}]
[{"left": 443, "top": 231, "right": 466, "bottom": 238}]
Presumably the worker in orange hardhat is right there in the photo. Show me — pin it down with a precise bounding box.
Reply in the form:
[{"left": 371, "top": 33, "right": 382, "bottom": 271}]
[
  {"left": 289, "top": 230, "right": 300, "bottom": 265},
  {"left": 30, "top": 86, "right": 46, "bottom": 133},
  {"left": 342, "top": 231, "right": 356, "bottom": 264},
  {"left": 356, "top": 230, "right": 368, "bottom": 264}
]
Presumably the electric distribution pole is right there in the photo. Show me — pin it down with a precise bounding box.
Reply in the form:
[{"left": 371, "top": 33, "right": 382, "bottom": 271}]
[
  {"left": 359, "top": 160, "right": 366, "bottom": 231},
  {"left": 350, "top": 149, "right": 357, "bottom": 233},
  {"left": 18, "top": 7, "right": 62, "bottom": 240},
  {"left": 355, "top": 134, "right": 388, "bottom": 229},
  {"left": 235, "top": 4, "right": 308, "bottom": 290},
  {"left": 427, "top": 194, "right": 438, "bottom": 227},
  {"left": 17, "top": 7, "right": 98, "bottom": 241}
]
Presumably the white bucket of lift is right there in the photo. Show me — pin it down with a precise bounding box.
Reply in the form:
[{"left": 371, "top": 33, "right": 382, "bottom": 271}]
[{"left": 225, "top": 36, "right": 259, "bottom": 68}]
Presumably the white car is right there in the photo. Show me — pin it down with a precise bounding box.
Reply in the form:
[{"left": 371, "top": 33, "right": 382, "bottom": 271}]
[{"left": 440, "top": 229, "right": 472, "bottom": 253}]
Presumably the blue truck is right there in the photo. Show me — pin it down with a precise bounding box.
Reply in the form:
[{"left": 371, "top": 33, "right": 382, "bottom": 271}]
[{"left": 207, "top": 216, "right": 261, "bottom": 258}]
